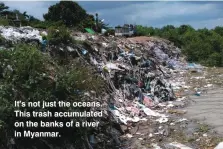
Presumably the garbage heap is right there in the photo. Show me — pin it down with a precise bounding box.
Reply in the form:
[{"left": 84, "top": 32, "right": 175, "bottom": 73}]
[
  {"left": 69, "top": 34, "right": 187, "bottom": 126},
  {"left": 0, "top": 26, "right": 45, "bottom": 46},
  {"left": 0, "top": 26, "right": 188, "bottom": 148}
]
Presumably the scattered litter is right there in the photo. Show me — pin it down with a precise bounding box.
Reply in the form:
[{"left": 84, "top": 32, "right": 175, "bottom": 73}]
[
  {"left": 152, "top": 143, "right": 162, "bottom": 149},
  {"left": 143, "top": 108, "right": 163, "bottom": 117},
  {"left": 170, "top": 122, "right": 175, "bottom": 126},
  {"left": 194, "top": 92, "right": 201, "bottom": 96},
  {"left": 214, "top": 142, "right": 223, "bottom": 149},
  {"left": 203, "top": 133, "right": 207, "bottom": 137},
  {"left": 167, "top": 142, "right": 193, "bottom": 149},
  {"left": 81, "top": 49, "right": 88, "bottom": 55},
  {"left": 156, "top": 117, "right": 168, "bottom": 123},
  {"left": 168, "top": 109, "right": 187, "bottom": 114},
  {"left": 126, "top": 134, "right": 133, "bottom": 138},
  {"left": 176, "top": 118, "right": 188, "bottom": 123}
]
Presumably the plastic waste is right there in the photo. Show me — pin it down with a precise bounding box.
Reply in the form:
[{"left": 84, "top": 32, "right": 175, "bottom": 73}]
[
  {"left": 214, "top": 142, "right": 223, "bottom": 149},
  {"left": 167, "top": 142, "right": 193, "bottom": 149},
  {"left": 82, "top": 49, "right": 88, "bottom": 55},
  {"left": 194, "top": 92, "right": 201, "bottom": 96},
  {"left": 143, "top": 95, "right": 154, "bottom": 107},
  {"left": 143, "top": 107, "right": 162, "bottom": 117},
  {"left": 126, "top": 106, "right": 140, "bottom": 115},
  {"left": 89, "top": 135, "right": 95, "bottom": 144},
  {"left": 156, "top": 117, "right": 168, "bottom": 123}
]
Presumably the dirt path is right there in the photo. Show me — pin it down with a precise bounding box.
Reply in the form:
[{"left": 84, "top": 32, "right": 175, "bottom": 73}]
[{"left": 185, "top": 88, "right": 223, "bottom": 135}]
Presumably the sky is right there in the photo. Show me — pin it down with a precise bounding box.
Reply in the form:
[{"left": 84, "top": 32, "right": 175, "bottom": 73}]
[{"left": 2, "top": 1, "right": 223, "bottom": 29}]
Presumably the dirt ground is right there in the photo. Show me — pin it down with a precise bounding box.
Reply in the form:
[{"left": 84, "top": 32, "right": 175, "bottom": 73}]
[
  {"left": 185, "top": 88, "right": 223, "bottom": 135},
  {"left": 122, "top": 67, "right": 223, "bottom": 149},
  {"left": 184, "top": 67, "right": 223, "bottom": 135}
]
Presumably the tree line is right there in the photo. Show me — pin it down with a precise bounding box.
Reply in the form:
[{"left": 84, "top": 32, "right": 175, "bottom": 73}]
[{"left": 136, "top": 25, "right": 223, "bottom": 67}]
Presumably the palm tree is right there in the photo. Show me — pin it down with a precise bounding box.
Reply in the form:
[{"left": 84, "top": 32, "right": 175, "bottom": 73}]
[
  {"left": 29, "top": 15, "right": 40, "bottom": 23},
  {"left": 95, "top": 13, "right": 99, "bottom": 32},
  {"left": 23, "top": 11, "right": 29, "bottom": 20},
  {"left": 99, "top": 19, "right": 109, "bottom": 30}
]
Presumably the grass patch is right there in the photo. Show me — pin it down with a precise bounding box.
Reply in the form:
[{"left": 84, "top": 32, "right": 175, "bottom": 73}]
[{"left": 197, "top": 124, "right": 210, "bottom": 133}]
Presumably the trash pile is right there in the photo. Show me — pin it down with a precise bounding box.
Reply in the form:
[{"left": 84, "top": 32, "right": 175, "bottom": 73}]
[
  {"left": 0, "top": 26, "right": 188, "bottom": 125},
  {"left": 0, "top": 26, "right": 45, "bottom": 44},
  {"left": 69, "top": 34, "right": 188, "bottom": 125},
  {"left": 1, "top": 26, "right": 221, "bottom": 149},
  {"left": 69, "top": 34, "right": 223, "bottom": 149}
]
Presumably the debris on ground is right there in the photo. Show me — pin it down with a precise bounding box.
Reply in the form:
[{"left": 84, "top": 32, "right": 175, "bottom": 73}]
[
  {"left": 0, "top": 26, "right": 43, "bottom": 43},
  {"left": 215, "top": 142, "right": 223, "bottom": 149},
  {"left": 1, "top": 26, "right": 223, "bottom": 149}
]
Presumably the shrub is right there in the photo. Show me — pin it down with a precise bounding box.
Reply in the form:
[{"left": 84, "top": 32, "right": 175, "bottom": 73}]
[
  {"left": 104, "top": 29, "right": 115, "bottom": 36},
  {"left": 0, "top": 35, "right": 5, "bottom": 45},
  {"left": 30, "top": 21, "right": 64, "bottom": 29},
  {"left": 0, "top": 44, "right": 104, "bottom": 148},
  {"left": 206, "top": 52, "right": 222, "bottom": 66},
  {"left": 0, "top": 18, "right": 9, "bottom": 26},
  {"left": 47, "top": 25, "right": 73, "bottom": 45}
]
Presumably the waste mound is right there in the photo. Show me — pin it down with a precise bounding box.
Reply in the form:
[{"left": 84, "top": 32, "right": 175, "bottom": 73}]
[
  {"left": 64, "top": 34, "right": 187, "bottom": 124},
  {"left": 0, "top": 26, "right": 191, "bottom": 149},
  {"left": 0, "top": 26, "right": 46, "bottom": 44}
]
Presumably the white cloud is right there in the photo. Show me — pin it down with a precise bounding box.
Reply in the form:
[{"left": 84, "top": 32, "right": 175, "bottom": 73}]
[
  {"left": 182, "top": 17, "right": 223, "bottom": 29},
  {"left": 3, "top": 1, "right": 223, "bottom": 29},
  {"left": 96, "top": 2, "right": 222, "bottom": 28},
  {"left": 3, "top": 1, "right": 57, "bottom": 20}
]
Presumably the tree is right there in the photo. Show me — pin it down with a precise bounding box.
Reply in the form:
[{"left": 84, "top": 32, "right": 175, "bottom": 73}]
[
  {"left": 29, "top": 15, "right": 40, "bottom": 22},
  {"left": 22, "top": 11, "right": 29, "bottom": 20},
  {"left": 43, "top": 1, "right": 88, "bottom": 27},
  {"left": 78, "top": 14, "right": 95, "bottom": 30},
  {"left": 11, "top": 9, "right": 26, "bottom": 20},
  {"left": 98, "top": 19, "right": 109, "bottom": 30},
  {"left": 178, "top": 25, "right": 194, "bottom": 35},
  {"left": 133, "top": 24, "right": 223, "bottom": 66},
  {"left": 161, "top": 25, "right": 175, "bottom": 32},
  {"left": 0, "top": 2, "right": 9, "bottom": 17},
  {"left": 207, "top": 52, "right": 222, "bottom": 66},
  {"left": 213, "top": 26, "right": 223, "bottom": 36}
]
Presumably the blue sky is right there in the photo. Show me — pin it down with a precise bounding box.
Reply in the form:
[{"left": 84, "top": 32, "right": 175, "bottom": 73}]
[{"left": 3, "top": 1, "right": 223, "bottom": 29}]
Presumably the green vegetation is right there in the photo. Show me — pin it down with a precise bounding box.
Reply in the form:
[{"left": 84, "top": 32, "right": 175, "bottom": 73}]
[
  {"left": 136, "top": 25, "right": 223, "bottom": 67},
  {"left": 0, "top": 2, "right": 41, "bottom": 26},
  {"left": 0, "top": 44, "right": 105, "bottom": 148},
  {"left": 0, "top": 34, "right": 5, "bottom": 44},
  {"left": 30, "top": 20, "right": 64, "bottom": 29},
  {"left": 0, "top": 1, "right": 109, "bottom": 32},
  {"left": 47, "top": 25, "right": 73, "bottom": 45},
  {"left": 44, "top": 1, "right": 91, "bottom": 27},
  {"left": 0, "top": 18, "right": 9, "bottom": 26},
  {"left": 197, "top": 124, "right": 210, "bottom": 133}
]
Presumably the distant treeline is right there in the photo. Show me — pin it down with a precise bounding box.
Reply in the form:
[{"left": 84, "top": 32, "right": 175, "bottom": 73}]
[
  {"left": 136, "top": 25, "right": 223, "bottom": 67},
  {"left": 0, "top": 1, "right": 108, "bottom": 32}
]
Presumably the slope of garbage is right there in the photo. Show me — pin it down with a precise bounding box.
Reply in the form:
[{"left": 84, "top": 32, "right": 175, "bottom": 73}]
[{"left": 1, "top": 26, "right": 222, "bottom": 149}]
